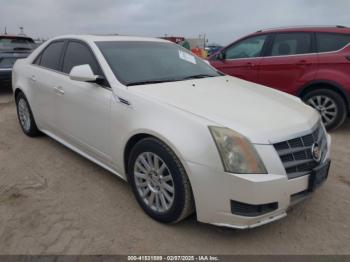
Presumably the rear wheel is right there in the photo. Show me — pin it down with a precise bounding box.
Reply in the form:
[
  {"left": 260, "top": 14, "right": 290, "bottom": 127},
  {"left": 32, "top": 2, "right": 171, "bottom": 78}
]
[
  {"left": 128, "top": 137, "right": 194, "bottom": 223},
  {"left": 15, "top": 92, "right": 41, "bottom": 137},
  {"left": 302, "top": 89, "right": 347, "bottom": 130}
]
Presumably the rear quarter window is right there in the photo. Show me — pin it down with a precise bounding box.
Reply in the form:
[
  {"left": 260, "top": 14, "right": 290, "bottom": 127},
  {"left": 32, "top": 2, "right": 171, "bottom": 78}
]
[{"left": 316, "top": 33, "right": 350, "bottom": 53}]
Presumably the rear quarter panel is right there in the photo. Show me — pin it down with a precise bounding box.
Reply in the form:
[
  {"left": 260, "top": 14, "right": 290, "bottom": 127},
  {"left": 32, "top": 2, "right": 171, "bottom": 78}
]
[{"left": 315, "top": 45, "right": 350, "bottom": 95}]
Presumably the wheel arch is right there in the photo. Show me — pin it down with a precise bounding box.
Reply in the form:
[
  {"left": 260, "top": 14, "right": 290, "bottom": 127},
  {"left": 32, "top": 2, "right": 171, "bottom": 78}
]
[
  {"left": 14, "top": 88, "right": 24, "bottom": 101},
  {"left": 123, "top": 132, "right": 190, "bottom": 181},
  {"left": 297, "top": 80, "right": 350, "bottom": 112},
  {"left": 123, "top": 133, "right": 151, "bottom": 178}
]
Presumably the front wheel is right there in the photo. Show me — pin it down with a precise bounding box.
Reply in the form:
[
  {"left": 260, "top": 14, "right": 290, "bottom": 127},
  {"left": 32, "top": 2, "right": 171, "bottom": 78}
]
[
  {"left": 302, "top": 89, "right": 347, "bottom": 130},
  {"left": 128, "top": 137, "right": 194, "bottom": 223}
]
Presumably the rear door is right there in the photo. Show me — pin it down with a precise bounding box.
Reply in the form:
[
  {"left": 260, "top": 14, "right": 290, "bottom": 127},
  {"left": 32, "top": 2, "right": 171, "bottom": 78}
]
[
  {"left": 55, "top": 40, "right": 112, "bottom": 163},
  {"left": 257, "top": 32, "right": 317, "bottom": 94},
  {"left": 210, "top": 35, "right": 267, "bottom": 83},
  {"left": 31, "top": 40, "right": 66, "bottom": 131}
]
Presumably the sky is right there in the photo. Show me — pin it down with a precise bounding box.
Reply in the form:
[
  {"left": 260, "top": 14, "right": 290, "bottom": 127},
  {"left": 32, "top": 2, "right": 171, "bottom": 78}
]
[{"left": 1, "top": 0, "right": 350, "bottom": 45}]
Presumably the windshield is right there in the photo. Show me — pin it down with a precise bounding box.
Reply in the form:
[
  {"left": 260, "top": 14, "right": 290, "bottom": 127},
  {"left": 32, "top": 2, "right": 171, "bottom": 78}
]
[
  {"left": 96, "top": 41, "right": 221, "bottom": 86},
  {"left": 0, "top": 37, "right": 35, "bottom": 51}
]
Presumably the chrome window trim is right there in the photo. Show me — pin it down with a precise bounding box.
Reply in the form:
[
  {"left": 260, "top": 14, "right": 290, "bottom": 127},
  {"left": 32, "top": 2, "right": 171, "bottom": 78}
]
[{"left": 224, "top": 38, "right": 350, "bottom": 61}]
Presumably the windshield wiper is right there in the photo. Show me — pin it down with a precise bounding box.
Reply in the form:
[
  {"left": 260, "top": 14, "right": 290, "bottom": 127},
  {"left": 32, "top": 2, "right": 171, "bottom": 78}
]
[
  {"left": 181, "top": 74, "right": 217, "bottom": 80},
  {"left": 126, "top": 79, "right": 179, "bottom": 86},
  {"left": 126, "top": 74, "right": 219, "bottom": 86}
]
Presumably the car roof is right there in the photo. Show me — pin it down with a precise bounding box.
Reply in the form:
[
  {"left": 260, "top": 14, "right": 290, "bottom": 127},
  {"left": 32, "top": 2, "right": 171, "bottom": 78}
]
[
  {"left": 255, "top": 26, "right": 350, "bottom": 34},
  {"left": 51, "top": 34, "right": 170, "bottom": 43}
]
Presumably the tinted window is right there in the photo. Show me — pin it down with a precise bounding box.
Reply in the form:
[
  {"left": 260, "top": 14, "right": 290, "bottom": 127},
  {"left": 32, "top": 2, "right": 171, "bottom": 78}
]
[
  {"left": 0, "top": 37, "right": 34, "bottom": 51},
  {"left": 39, "top": 41, "right": 64, "bottom": 70},
  {"left": 317, "top": 33, "right": 350, "bottom": 52},
  {"left": 62, "top": 41, "right": 101, "bottom": 75},
  {"left": 96, "top": 41, "right": 220, "bottom": 86},
  {"left": 270, "top": 33, "right": 311, "bottom": 56},
  {"left": 225, "top": 35, "right": 267, "bottom": 59}
]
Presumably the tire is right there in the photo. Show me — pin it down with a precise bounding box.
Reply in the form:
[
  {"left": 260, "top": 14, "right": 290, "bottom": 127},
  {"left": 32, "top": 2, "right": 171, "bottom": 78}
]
[
  {"left": 15, "top": 92, "right": 41, "bottom": 137},
  {"left": 302, "top": 88, "right": 347, "bottom": 131},
  {"left": 128, "top": 137, "right": 194, "bottom": 223}
]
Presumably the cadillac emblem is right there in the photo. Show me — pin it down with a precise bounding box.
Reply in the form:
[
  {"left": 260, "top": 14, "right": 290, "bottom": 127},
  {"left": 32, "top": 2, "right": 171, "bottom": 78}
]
[{"left": 311, "top": 143, "right": 322, "bottom": 162}]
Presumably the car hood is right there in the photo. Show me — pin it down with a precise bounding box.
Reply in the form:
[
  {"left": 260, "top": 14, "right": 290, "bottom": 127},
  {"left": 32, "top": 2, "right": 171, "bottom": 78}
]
[{"left": 131, "top": 76, "right": 320, "bottom": 144}]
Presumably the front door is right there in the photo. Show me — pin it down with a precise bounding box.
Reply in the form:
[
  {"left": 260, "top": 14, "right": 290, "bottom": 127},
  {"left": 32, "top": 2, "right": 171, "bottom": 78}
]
[
  {"left": 210, "top": 34, "right": 267, "bottom": 83},
  {"left": 55, "top": 40, "right": 112, "bottom": 163}
]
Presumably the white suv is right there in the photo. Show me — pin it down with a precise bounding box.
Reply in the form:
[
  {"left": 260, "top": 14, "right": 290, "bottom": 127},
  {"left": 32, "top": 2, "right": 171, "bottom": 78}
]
[{"left": 12, "top": 35, "right": 331, "bottom": 229}]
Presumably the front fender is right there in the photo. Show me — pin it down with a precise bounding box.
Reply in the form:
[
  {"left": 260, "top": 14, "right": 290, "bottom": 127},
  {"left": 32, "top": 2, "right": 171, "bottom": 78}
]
[{"left": 109, "top": 90, "right": 224, "bottom": 179}]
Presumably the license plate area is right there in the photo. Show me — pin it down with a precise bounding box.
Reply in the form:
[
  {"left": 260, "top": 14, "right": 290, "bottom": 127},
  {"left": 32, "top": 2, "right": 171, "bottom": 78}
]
[{"left": 308, "top": 160, "right": 331, "bottom": 192}]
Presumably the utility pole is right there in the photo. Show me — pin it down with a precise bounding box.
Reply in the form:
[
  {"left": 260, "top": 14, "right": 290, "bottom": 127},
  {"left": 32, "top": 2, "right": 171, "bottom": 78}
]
[{"left": 203, "top": 33, "right": 206, "bottom": 49}]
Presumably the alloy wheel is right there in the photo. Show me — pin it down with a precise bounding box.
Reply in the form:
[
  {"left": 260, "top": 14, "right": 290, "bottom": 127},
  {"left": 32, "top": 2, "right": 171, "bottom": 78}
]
[
  {"left": 133, "top": 152, "right": 175, "bottom": 213},
  {"left": 307, "top": 95, "right": 338, "bottom": 126}
]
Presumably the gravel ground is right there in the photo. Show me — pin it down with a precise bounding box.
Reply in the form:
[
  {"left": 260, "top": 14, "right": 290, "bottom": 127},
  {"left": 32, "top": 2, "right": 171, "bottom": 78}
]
[{"left": 0, "top": 88, "right": 349, "bottom": 255}]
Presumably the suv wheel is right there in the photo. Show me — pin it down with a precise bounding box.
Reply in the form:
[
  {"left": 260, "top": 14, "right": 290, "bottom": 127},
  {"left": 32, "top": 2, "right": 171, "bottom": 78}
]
[
  {"left": 302, "top": 89, "right": 347, "bottom": 130},
  {"left": 128, "top": 137, "right": 194, "bottom": 223},
  {"left": 15, "top": 92, "right": 41, "bottom": 137}
]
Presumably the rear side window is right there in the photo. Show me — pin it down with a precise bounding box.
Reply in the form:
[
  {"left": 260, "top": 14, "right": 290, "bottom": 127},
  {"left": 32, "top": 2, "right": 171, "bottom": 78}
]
[
  {"left": 317, "top": 33, "right": 350, "bottom": 52},
  {"left": 62, "top": 41, "right": 101, "bottom": 75},
  {"left": 270, "top": 33, "right": 311, "bottom": 56},
  {"left": 39, "top": 41, "right": 64, "bottom": 71}
]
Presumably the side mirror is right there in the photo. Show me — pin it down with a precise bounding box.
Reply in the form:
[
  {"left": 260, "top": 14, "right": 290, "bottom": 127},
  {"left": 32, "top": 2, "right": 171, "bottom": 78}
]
[
  {"left": 217, "top": 51, "right": 226, "bottom": 61},
  {"left": 69, "top": 64, "right": 99, "bottom": 82}
]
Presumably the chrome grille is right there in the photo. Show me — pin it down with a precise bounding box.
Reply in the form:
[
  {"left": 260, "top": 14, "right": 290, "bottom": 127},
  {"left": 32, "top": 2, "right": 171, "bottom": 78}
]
[{"left": 273, "top": 124, "right": 328, "bottom": 179}]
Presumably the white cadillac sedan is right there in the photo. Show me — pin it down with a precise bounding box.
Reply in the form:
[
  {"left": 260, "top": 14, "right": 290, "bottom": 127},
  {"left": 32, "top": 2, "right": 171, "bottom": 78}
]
[{"left": 12, "top": 35, "right": 331, "bottom": 229}]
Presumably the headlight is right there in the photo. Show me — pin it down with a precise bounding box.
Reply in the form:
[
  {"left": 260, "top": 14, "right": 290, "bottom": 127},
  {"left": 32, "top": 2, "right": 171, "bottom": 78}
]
[{"left": 209, "top": 126, "right": 267, "bottom": 174}]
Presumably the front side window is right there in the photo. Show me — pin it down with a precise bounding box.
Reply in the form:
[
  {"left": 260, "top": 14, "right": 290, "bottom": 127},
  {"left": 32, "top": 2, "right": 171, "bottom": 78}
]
[
  {"left": 62, "top": 41, "right": 101, "bottom": 75},
  {"left": 225, "top": 35, "right": 267, "bottom": 59},
  {"left": 316, "top": 33, "right": 350, "bottom": 53},
  {"left": 39, "top": 41, "right": 65, "bottom": 71},
  {"left": 270, "top": 33, "right": 311, "bottom": 56},
  {"left": 96, "top": 41, "right": 220, "bottom": 86}
]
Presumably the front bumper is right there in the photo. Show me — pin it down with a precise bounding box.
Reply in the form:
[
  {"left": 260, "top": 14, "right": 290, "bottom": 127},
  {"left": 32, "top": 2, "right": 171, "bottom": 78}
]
[{"left": 186, "top": 135, "right": 331, "bottom": 229}]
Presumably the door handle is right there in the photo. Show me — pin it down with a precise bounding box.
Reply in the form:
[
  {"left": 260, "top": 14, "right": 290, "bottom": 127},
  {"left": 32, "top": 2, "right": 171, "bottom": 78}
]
[
  {"left": 246, "top": 62, "right": 255, "bottom": 67},
  {"left": 30, "top": 75, "right": 36, "bottom": 82},
  {"left": 296, "top": 60, "right": 308, "bottom": 65},
  {"left": 54, "top": 86, "right": 65, "bottom": 95}
]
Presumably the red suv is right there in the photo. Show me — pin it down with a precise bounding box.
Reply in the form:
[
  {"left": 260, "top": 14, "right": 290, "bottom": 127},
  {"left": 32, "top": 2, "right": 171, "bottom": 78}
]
[{"left": 209, "top": 26, "right": 350, "bottom": 130}]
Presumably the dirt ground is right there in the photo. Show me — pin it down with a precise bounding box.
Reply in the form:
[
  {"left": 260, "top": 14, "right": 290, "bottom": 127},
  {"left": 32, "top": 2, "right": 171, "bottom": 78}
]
[{"left": 0, "top": 87, "right": 349, "bottom": 255}]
